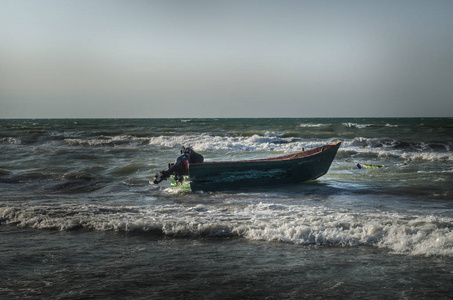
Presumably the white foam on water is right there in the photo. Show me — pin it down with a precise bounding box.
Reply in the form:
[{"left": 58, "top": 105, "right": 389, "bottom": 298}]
[
  {"left": 1, "top": 202, "right": 452, "bottom": 257},
  {"left": 65, "top": 135, "right": 150, "bottom": 147},
  {"left": 146, "top": 135, "right": 452, "bottom": 163},
  {"left": 300, "top": 123, "right": 329, "bottom": 128},
  {"left": 1, "top": 137, "right": 22, "bottom": 144},
  {"left": 341, "top": 138, "right": 453, "bottom": 162},
  {"left": 401, "top": 152, "right": 453, "bottom": 162},
  {"left": 342, "top": 123, "right": 372, "bottom": 129},
  {"left": 59, "top": 132, "right": 452, "bottom": 164},
  {"left": 147, "top": 134, "right": 320, "bottom": 153}
]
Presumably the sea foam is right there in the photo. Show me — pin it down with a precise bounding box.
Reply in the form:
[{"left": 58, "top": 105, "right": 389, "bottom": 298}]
[{"left": 1, "top": 202, "right": 452, "bottom": 257}]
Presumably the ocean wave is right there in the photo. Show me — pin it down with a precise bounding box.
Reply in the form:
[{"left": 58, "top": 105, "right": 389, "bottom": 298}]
[
  {"left": 65, "top": 135, "right": 150, "bottom": 147},
  {"left": 401, "top": 152, "right": 453, "bottom": 162},
  {"left": 147, "top": 134, "right": 332, "bottom": 154},
  {"left": 350, "top": 137, "right": 453, "bottom": 153},
  {"left": 299, "top": 124, "right": 329, "bottom": 128},
  {"left": 342, "top": 122, "right": 399, "bottom": 129},
  {"left": 0, "top": 137, "right": 22, "bottom": 144},
  {"left": 110, "top": 163, "right": 146, "bottom": 175},
  {"left": 346, "top": 148, "right": 453, "bottom": 163},
  {"left": 0, "top": 168, "right": 11, "bottom": 176},
  {"left": 74, "top": 134, "right": 451, "bottom": 161},
  {"left": 62, "top": 133, "right": 452, "bottom": 163},
  {"left": 342, "top": 138, "right": 453, "bottom": 162},
  {"left": 1, "top": 203, "right": 452, "bottom": 257},
  {"left": 343, "top": 123, "right": 372, "bottom": 129},
  {"left": 50, "top": 172, "right": 105, "bottom": 193}
]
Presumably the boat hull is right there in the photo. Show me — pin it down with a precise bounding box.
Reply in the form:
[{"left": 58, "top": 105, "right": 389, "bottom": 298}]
[{"left": 185, "top": 142, "right": 341, "bottom": 192}]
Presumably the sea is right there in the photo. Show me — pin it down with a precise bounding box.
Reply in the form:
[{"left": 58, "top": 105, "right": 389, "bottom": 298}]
[{"left": 1, "top": 118, "right": 452, "bottom": 299}]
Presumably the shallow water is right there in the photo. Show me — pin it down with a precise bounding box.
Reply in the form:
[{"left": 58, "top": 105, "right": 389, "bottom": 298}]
[
  {"left": 2, "top": 226, "right": 453, "bottom": 299},
  {"left": 2, "top": 227, "right": 453, "bottom": 300},
  {"left": 1, "top": 118, "right": 452, "bottom": 298}
]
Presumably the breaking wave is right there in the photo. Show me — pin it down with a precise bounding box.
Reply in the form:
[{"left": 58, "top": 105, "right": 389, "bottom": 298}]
[
  {"left": 344, "top": 138, "right": 453, "bottom": 162},
  {"left": 59, "top": 133, "right": 453, "bottom": 163},
  {"left": 65, "top": 135, "right": 150, "bottom": 147},
  {"left": 1, "top": 203, "right": 452, "bottom": 257},
  {"left": 343, "top": 123, "right": 373, "bottom": 129},
  {"left": 0, "top": 137, "right": 22, "bottom": 144},
  {"left": 299, "top": 123, "right": 329, "bottom": 128},
  {"left": 147, "top": 134, "right": 310, "bottom": 153}
]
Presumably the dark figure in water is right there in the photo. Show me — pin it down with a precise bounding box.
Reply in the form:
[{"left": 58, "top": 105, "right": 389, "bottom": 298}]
[{"left": 153, "top": 147, "right": 204, "bottom": 184}]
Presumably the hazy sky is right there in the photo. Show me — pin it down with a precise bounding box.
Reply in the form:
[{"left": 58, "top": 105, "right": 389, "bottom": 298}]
[{"left": 1, "top": 0, "right": 452, "bottom": 118}]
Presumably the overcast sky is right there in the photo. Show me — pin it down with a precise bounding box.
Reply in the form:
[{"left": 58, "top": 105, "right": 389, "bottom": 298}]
[{"left": 1, "top": 0, "right": 452, "bottom": 118}]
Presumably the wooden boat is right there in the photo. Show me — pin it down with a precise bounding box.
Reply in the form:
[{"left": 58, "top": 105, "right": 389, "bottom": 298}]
[{"left": 170, "top": 142, "right": 341, "bottom": 192}]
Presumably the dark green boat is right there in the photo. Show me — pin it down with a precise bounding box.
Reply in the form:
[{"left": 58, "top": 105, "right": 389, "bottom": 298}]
[{"left": 170, "top": 142, "right": 341, "bottom": 192}]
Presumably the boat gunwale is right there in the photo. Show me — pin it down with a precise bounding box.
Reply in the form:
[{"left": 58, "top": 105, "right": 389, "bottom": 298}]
[{"left": 189, "top": 142, "right": 341, "bottom": 166}]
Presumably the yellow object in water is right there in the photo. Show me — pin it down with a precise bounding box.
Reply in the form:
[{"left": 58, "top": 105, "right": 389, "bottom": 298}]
[{"left": 357, "top": 163, "right": 383, "bottom": 169}]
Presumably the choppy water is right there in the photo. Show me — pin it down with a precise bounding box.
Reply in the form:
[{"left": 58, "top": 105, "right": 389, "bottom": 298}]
[{"left": 1, "top": 118, "right": 452, "bottom": 299}]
